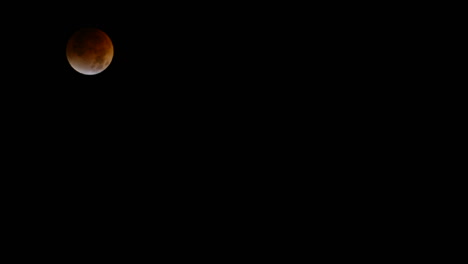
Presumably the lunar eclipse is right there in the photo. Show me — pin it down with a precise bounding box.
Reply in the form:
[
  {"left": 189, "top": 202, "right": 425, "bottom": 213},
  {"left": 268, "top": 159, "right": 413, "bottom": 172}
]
[{"left": 66, "top": 28, "right": 113, "bottom": 75}]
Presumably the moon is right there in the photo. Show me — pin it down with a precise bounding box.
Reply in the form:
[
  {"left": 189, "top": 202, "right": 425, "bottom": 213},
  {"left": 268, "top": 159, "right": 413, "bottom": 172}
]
[{"left": 66, "top": 28, "right": 114, "bottom": 75}]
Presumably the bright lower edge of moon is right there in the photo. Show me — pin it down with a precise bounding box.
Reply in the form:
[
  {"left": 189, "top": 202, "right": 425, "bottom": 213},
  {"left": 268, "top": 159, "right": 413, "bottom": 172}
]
[{"left": 66, "top": 28, "right": 114, "bottom": 75}]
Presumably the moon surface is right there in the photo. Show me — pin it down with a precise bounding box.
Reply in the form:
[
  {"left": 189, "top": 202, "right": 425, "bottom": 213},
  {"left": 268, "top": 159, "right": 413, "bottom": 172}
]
[{"left": 66, "top": 28, "right": 113, "bottom": 75}]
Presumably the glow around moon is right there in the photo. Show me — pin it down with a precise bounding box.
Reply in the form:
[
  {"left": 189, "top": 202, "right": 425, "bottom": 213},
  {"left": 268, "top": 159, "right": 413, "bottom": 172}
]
[{"left": 66, "top": 28, "right": 114, "bottom": 75}]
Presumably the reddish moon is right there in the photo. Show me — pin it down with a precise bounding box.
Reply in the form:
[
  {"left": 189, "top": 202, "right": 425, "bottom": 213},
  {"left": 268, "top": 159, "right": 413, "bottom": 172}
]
[{"left": 66, "top": 28, "right": 114, "bottom": 75}]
